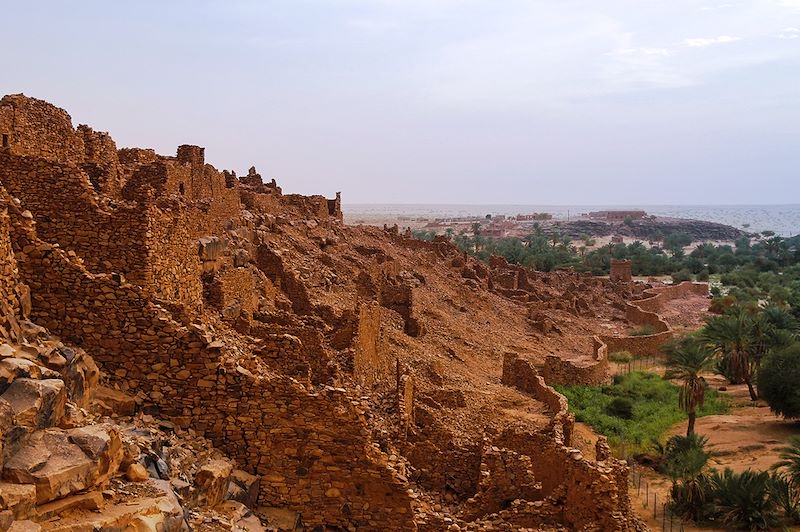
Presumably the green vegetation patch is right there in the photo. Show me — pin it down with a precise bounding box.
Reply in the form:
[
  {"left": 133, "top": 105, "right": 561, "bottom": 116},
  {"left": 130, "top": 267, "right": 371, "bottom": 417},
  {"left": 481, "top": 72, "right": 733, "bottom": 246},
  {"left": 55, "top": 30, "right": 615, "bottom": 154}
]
[{"left": 555, "top": 371, "right": 729, "bottom": 450}]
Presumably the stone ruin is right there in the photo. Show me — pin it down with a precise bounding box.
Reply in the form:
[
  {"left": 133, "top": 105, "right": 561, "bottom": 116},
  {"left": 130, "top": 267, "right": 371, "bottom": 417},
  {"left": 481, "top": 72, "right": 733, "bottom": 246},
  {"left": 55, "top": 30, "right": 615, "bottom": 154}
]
[
  {"left": 0, "top": 94, "right": 652, "bottom": 530},
  {"left": 610, "top": 258, "right": 633, "bottom": 282}
]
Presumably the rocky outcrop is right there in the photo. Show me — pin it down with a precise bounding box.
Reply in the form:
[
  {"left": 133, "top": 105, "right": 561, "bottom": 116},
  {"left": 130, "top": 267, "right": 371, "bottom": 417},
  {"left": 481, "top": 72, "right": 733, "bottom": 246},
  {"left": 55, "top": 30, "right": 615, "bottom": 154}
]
[{"left": 0, "top": 322, "right": 264, "bottom": 530}]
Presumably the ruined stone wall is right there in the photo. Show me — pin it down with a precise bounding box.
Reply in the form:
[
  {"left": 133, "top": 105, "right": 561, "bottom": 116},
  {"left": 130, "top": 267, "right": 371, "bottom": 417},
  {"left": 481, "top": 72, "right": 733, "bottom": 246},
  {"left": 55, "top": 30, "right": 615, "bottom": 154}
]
[
  {"left": 353, "top": 301, "right": 392, "bottom": 387},
  {"left": 634, "top": 281, "right": 709, "bottom": 313},
  {"left": 0, "top": 151, "right": 152, "bottom": 283},
  {"left": 77, "top": 125, "right": 121, "bottom": 197},
  {"left": 610, "top": 259, "right": 632, "bottom": 282},
  {"left": 145, "top": 202, "right": 204, "bottom": 313},
  {"left": 602, "top": 282, "right": 709, "bottom": 357},
  {"left": 499, "top": 353, "right": 634, "bottom": 531},
  {"left": 541, "top": 336, "right": 611, "bottom": 386},
  {"left": 0, "top": 200, "right": 25, "bottom": 329},
  {"left": 501, "top": 354, "right": 573, "bottom": 440},
  {"left": 207, "top": 265, "right": 260, "bottom": 321},
  {"left": 0, "top": 94, "right": 85, "bottom": 163},
  {"left": 3, "top": 191, "right": 417, "bottom": 530}
]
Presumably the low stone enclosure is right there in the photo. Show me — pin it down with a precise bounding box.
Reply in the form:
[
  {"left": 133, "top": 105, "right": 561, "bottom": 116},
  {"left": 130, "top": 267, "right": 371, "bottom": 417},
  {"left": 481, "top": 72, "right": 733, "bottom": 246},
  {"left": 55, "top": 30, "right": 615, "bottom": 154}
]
[{"left": 602, "top": 281, "right": 710, "bottom": 357}]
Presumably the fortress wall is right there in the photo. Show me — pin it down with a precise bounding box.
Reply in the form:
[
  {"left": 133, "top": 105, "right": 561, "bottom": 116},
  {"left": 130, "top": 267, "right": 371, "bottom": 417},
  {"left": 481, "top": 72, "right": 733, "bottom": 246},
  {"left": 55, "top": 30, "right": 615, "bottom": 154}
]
[
  {"left": 0, "top": 94, "right": 85, "bottom": 163},
  {"left": 0, "top": 152, "right": 153, "bottom": 284},
  {"left": 3, "top": 188, "right": 417, "bottom": 530}
]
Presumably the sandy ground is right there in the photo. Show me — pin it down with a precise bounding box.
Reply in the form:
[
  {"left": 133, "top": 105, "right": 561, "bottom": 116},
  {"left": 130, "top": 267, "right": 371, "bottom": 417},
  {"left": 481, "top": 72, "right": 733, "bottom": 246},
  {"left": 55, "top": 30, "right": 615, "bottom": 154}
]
[
  {"left": 626, "top": 375, "right": 800, "bottom": 531},
  {"left": 670, "top": 375, "right": 800, "bottom": 473}
]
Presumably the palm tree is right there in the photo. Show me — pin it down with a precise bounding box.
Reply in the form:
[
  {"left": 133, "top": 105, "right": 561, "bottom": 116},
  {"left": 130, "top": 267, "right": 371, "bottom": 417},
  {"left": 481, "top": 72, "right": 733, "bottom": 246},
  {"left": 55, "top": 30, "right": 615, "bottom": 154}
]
[
  {"left": 665, "top": 337, "right": 717, "bottom": 436},
  {"left": 772, "top": 436, "right": 800, "bottom": 488},
  {"left": 702, "top": 310, "right": 759, "bottom": 401}
]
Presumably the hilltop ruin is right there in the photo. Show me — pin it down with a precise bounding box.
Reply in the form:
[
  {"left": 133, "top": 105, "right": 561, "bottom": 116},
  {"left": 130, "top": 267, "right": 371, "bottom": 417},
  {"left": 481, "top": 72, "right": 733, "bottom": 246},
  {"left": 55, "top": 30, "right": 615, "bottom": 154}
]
[{"left": 0, "top": 94, "right": 709, "bottom": 530}]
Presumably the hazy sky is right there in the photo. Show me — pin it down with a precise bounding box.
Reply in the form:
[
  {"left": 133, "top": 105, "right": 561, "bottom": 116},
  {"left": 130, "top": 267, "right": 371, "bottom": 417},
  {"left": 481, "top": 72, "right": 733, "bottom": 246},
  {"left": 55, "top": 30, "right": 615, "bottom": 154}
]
[{"left": 1, "top": 1, "right": 799, "bottom": 204}]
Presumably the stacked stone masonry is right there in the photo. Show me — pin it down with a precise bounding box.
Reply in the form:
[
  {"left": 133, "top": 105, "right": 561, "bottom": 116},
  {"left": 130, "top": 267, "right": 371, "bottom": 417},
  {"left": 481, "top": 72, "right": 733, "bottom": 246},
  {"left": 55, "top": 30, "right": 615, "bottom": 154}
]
[{"left": 0, "top": 93, "right": 655, "bottom": 530}]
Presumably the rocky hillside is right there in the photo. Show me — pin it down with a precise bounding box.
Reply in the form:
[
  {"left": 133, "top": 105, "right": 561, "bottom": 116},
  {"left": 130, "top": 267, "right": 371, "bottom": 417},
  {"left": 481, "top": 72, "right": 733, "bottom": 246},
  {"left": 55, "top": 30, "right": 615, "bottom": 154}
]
[{"left": 0, "top": 94, "right": 652, "bottom": 531}]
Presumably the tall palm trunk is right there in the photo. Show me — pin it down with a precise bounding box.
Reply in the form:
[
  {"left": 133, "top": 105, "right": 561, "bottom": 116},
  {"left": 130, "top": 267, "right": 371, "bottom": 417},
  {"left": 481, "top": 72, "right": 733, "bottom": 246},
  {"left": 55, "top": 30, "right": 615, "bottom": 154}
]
[
  {"left": 687, "top": 411, "right": 696, "bottom": 437},
  {"left": 744, "top": 376, "right": 758, "bottom": 401}
]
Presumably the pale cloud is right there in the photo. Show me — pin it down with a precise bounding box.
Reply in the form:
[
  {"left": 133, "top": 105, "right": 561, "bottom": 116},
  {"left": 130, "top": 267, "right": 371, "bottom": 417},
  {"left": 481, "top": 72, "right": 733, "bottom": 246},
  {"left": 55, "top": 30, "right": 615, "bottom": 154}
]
[
  {"left": 775, "top": 0, "right": 800, "bottom": 12},
  {"left": 699, "top": 3, "right": 734, "bottom": 12},
  {"left": 614, "top": 47, "right": 674, "bottom": 57},
  {"left": 684, "top": 35, "right": 741, "bottom": 47},
  {"left": 777, "top": 27, "right": 800, "bottom": 39}
]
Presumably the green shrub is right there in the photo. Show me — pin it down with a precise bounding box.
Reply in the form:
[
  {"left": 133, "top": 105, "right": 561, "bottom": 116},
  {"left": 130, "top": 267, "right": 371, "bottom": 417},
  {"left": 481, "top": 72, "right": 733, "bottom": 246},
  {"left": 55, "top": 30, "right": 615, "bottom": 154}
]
[
  {"left": 609, "top": 351, "right": 633, "bottom": 363},
  {"left": 710, "top": 468, "right": 779, "bottom": 531},
  {"left": 630, "top": 324, "right": 657, "bottom": 336},
  {"left": 658, "top": 433, "right": 710, "bottom": 479},
  {"left": 606, "top": 397, "right": 634, "bottom": 419},
  {"left": 767, "top": 472, "right": 800, "bottom": 525},
  {"left": 672, "top": 269, "right": 693, "bottom": 284},
  {"left": 757, "top": 343, "right": 800, "bottom": 419},
  {"left": 556, "top": 372, "right": 728, "bottom": 450}
]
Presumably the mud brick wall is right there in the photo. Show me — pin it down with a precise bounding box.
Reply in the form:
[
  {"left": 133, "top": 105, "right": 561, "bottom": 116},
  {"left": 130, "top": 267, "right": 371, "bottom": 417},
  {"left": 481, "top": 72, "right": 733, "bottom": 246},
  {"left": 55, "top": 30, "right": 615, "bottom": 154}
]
[{"left": 3, "top": 191, "right": 417, "bottom": 531}]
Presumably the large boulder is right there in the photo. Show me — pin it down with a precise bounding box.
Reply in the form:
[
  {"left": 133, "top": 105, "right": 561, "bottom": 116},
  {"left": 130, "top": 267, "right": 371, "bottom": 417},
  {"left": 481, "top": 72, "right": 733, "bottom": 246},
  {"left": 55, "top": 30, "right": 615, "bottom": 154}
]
[
  {"left": 58, "top": 346, "right": 99, "bottom": 408},
  {"left": 0, "top": 481, "right": 36, "bottom": 519},
  {"left": 3, "top": 430, "right": 95, "bottom": 504},
  {"left": 0, "top": 358, "right": 60, "bottom": 394},
  {"left": 1, "top": 378, "right": 66, "bottom": 429},
  {"left": 193, "top": 459, "right": 233, "bottom": 508},
  {"left": 67, "top": 424, "right": 123, "bottom": 486},
  {"left": 226, "top": 469, "right": 259, "bottom": 508}
]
